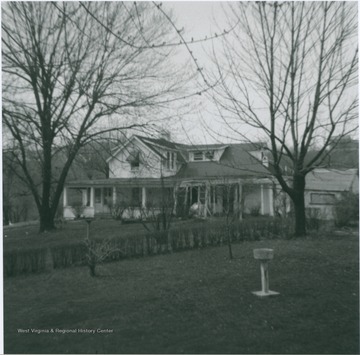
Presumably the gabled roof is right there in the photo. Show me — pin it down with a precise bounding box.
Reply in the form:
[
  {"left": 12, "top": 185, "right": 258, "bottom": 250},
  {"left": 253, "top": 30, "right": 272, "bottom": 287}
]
[
  {"left": 135, "top": 135, "right": 187, "bottom": 164},
  {"left": 305, "top": 169, "right": 358, "bottom": 192},
  {"left": 111, "top": 135, "right": 186, "bottom": 164},
  {"left": 136, "top": 135, "right": 178, "bottom": 150}
]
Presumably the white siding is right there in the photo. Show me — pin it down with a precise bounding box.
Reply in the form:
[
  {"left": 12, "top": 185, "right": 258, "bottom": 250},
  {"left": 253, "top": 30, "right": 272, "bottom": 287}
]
[{"left": 108, "top": 138, "right": 178, "bottom": 178}]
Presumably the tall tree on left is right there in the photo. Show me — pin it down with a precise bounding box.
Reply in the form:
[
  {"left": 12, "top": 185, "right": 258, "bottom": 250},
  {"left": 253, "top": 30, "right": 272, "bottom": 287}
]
[{"left": 2, "top": 2, "right": 190, "bottom": 232}]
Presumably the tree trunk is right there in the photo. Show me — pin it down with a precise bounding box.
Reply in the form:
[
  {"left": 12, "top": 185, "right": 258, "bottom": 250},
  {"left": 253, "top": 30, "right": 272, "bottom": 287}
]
[
  {"left": 292, "top": 174, "right": 306, "bottom": 237},
  {"left": 39, "top": 207, "right": 56, "bottom": 232}
]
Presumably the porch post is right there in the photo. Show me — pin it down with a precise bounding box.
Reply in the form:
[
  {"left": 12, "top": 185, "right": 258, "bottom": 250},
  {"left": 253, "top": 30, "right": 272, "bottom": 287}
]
[
  {"left": 238, "top": 180, "right": 243, "bottom": 221},
  {"left": 234, "top": 182, "right": 238, "bottom": 215},
  {"left": 204, "top": 183, "right": 209, "bottom": 219},
  {"left": 269, "top": 186, "right": 274, "bottom": 216},
  {"left": 100, "top": 187, "right": 104, "bottom": 206},
  {"left": 142, "top": 187, "right": 147, "bottom": 208},
  {"left": 212, "top": 185, "right": 216, "bottom": 214},
  {"left": 112, "top": 186, "right": 117, "bottom": 205},
  {"left": 63, "top": 187, "right": 68, "bottom": 207},
  {"left": 173, "top": 185, "right": 178, "bottom": 215},
  {"left": 260, "top": 184, "right": 264, "bottom": 215},
  {"left": 82, "top": 189, "right": 87, "bottom": 206},
  {"left": 90, "top": 187, "right": 95, "bottom": 207},
  {"left": 185, "top": 186, "right": 188, "bottom": 207}
]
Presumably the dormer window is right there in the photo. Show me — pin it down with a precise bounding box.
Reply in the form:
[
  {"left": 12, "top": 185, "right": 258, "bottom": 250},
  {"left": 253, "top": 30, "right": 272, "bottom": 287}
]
[
  {"left": 205, "top": 150, "right": 214, "bottom": 160},
  {"left": 192, "top": 150, "right": 215, "bottom": 161},
  {"left": 193, "top": 151, "right": 203, "bottom": 161}
]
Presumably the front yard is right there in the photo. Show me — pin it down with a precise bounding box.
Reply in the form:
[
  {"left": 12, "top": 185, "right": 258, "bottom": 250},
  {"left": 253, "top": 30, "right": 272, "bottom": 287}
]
[{"left": 4, "top": 231, "right": 359, "bottom": 354}]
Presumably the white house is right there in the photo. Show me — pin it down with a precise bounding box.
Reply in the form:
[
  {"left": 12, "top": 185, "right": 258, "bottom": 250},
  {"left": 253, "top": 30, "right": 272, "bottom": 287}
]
[{"left": 63, "top": 134, "right": 275, "bottom": 219}]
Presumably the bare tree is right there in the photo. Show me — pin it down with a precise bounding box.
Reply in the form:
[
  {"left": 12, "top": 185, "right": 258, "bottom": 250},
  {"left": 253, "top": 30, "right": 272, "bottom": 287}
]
[
  {"left": 209, "top": 2, "right": 358, "bottom": 236},
  {"left": 218, "top": 181, "right": 238, "bottom": 260},
  {"left": 2, "top": 2, "right": 193, "bottom": 232}
]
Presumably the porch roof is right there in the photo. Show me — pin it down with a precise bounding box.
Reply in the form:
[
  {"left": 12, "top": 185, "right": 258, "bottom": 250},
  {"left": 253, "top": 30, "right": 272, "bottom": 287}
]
[
  {"left": 66, "top": 177, "right": 178, "bottom": 188},
  {"left": 66, "top": 174, "right": 273, "bottom": 189}
]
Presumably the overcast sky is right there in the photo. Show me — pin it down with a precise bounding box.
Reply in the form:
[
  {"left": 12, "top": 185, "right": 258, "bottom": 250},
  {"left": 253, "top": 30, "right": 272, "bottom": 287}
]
[
  {"left": 161, "top": 1, "right": 358, "bottom": 146},
  {"left": 162, "top": 2, "right": 242, "bottom": 145}
]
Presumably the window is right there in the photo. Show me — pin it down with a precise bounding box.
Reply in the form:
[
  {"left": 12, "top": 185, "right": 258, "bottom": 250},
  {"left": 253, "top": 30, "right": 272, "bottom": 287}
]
[
  {"left": 193, "top": 151, "right": 203, "bottom": 161},
  {"left": 166, "top": 152, "right": 170, "bottom": 169},
  {"left": 127, "top": 151, "right": 140, "bottom": 170},
  {"left": 310, "top": 193, "right": 336, "bottom": 205},
  {"left": 163, "top": 151, "right": 176, "bottom": 170},
  {"left": 205, "top": 150, "right": 214, "bottom": 160},
  {"left": 171, "top": 152, "right": 175, "bottom": 169},
  {"left": 130, "top": 160, "right": 139, "bottom": 170}
]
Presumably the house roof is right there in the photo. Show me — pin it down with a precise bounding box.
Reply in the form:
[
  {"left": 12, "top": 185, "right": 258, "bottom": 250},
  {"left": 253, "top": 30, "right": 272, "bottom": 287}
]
[
  {"left": 324, "top": 149, "right": 359, "bottom": 169},
  {"left": 175, "top": 141, "right": 266, "bottom": 151},
  {"left": 104, "top": 135, "right": 271, "bottom": 182},
  {"left": 136, "top": 135, "right": 178, "bottom": 150},
  {"left": 175, "top": 145, "right": 270, "bottom": 179},
  {"left": 305, "top": 169, "right": 358, "bottom": 192}
]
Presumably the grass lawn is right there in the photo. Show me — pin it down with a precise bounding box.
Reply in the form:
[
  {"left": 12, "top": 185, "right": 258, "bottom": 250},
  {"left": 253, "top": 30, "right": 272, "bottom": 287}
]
[{"left": 4, "top": 231, "right": 359, "bottom": 354}]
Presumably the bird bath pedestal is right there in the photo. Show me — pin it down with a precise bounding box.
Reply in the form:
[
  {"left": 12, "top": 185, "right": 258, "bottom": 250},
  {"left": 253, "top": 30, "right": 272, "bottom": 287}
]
[
  {"left": 84, "top": 218, "right": 94, "bottom": 240},
  {"left": 252, "top": 248, "right": 279, "bottom": 297}
]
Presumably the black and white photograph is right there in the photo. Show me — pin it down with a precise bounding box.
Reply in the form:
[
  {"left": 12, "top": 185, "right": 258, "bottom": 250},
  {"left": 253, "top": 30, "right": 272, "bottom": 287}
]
[{"left": 2, "top": 1, "right": 359, "bottom": 354}]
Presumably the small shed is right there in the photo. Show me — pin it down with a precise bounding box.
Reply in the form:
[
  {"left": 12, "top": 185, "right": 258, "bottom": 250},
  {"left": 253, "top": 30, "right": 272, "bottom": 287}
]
[{"left": 305, "top": 168, "right": 358, "bottom": 219}]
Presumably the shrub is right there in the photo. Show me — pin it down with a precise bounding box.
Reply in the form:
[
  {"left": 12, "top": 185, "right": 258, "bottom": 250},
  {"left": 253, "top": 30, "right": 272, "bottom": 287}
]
[
  {"left": 70, "top": 202, "right": 86, "bottom": 219},
  {"left": 5, "top": 217, "right": 299, "bottom": 277},
  {"left": 306, "top": 208, "right": 322, "bottom": 231},
  {"left": 4, "top": 248, "right": 47, "bottom": 277},
  {"left": 108, "top": 201, "right": 128, "bottom": 220},
  {"left": 249, "top": 205, "right": 261, "bottom": 217},
  {"left": 334, "top": 191, "right": 359, "bottom": 227},
  {"left": 51, "top": 243, "right": 87, "bottom": 269}
]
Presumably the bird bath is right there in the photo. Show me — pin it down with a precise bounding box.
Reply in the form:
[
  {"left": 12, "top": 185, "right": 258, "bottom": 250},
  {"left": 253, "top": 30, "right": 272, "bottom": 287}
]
[{"left": 252, "top": 248, "right": 279, "bottom": 297}]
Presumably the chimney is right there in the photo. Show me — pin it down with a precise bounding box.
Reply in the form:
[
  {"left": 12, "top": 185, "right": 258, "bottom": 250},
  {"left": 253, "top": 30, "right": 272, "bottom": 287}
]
[
  {"left": 262, "top": 155, "right": 269, "bottom": 168},
  {"left": 261, "top": 150, "right": 269, "bottom": 167}
]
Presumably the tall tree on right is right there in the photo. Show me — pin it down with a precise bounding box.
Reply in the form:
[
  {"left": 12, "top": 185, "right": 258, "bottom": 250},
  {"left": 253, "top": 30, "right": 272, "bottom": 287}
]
[{"left": 209, "top": 2, "right": 358, "bottom": 236}]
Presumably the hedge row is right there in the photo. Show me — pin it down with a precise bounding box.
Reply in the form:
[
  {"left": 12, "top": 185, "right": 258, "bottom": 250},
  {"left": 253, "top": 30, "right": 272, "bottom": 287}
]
[
  {"left": 4, "top": 218, "right": 294, "bottom": 277},
  {"left": 4, "top": 248, "right": 48, "bottom": 277}
]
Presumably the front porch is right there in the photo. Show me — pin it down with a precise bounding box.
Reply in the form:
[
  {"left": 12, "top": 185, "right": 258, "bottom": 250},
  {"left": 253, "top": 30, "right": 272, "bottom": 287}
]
[{"left": 63, "top": 177, "right": 275, "bottom": 220}]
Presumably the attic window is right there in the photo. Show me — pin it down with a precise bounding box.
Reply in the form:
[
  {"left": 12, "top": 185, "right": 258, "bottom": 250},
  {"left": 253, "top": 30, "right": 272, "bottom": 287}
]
[
  {"left": 126, "top": 151, "right": 140, "bottom": 170},
  {"left": 193, "top": 151, "right": 203, "bottom": 161}
]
